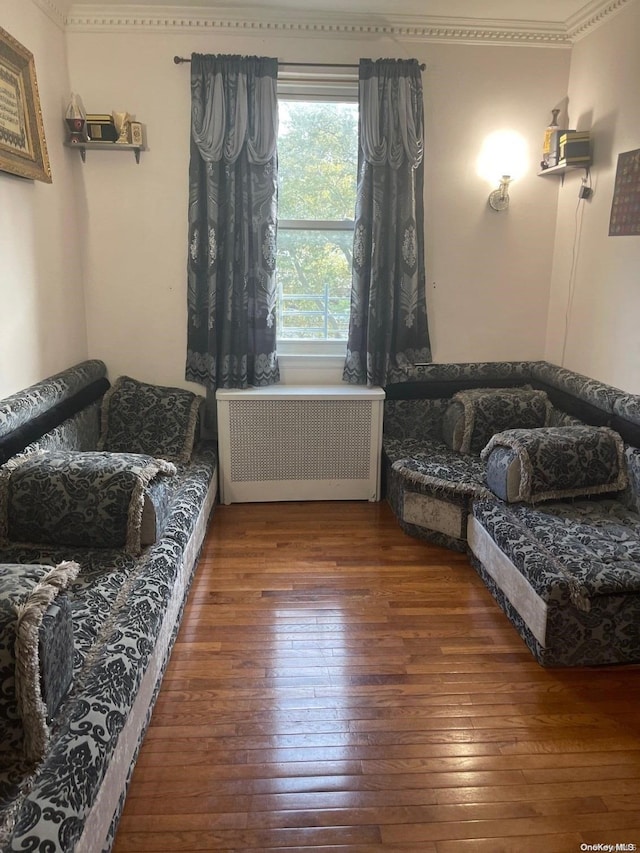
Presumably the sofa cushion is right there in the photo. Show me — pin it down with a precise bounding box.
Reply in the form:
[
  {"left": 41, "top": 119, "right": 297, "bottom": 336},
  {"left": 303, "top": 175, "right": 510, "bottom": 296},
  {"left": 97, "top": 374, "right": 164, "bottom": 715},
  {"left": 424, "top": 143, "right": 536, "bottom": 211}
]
[
  {"left": 0, "top": 450, "right": 176, "bottom": 556},
  {"left": 383, "top": 436, "right": 492, "bottom": 552},
  {"left": 472, "top": 497, "right": 640, "bottom": 607},
  {"left": 442, "top": 387, "right": 551, "bottom": 455},
  {"left": 469, "top": 497, "right": 640, "bottom": 666},
  {"left": 482, "top": 425, "right": 627, "bottom": 504},
  {"left": 624, "top": 446, "right": 640, "bottom": 515},
  {"left": 99, "top": 375, "right": 204, "bottom": 463},
  {"left": 385, "top": 436, "right": 491, "bottom": 500},
  {"left": 39, "top": 596, "right": 75, "bottom": 722},
  {"left": 0, "top": 561, "right": 78, "bottom": 763}
]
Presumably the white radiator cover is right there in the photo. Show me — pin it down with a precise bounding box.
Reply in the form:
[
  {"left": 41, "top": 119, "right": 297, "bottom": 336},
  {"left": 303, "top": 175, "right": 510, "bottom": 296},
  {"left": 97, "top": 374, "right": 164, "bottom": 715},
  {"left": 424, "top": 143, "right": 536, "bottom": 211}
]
[{"left": 216, "top": 385, "right": 385, "bottom": 504}]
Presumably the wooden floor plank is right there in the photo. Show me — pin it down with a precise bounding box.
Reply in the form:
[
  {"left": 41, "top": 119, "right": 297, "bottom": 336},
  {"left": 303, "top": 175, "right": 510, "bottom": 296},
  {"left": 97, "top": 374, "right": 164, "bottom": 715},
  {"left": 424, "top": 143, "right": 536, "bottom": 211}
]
[{"left": 112, "top": 501, "right": 640, "bottom": 851}]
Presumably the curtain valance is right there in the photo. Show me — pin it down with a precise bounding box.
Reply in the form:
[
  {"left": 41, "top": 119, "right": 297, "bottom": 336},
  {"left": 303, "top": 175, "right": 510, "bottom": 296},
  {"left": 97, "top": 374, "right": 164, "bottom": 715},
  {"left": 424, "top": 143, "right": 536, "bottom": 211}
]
[
  {"left": 190, "top": 54, "right": 278, "bottom": 165},
  {"left": 358, "top": 58, "right": 424, "bottom": 169}
]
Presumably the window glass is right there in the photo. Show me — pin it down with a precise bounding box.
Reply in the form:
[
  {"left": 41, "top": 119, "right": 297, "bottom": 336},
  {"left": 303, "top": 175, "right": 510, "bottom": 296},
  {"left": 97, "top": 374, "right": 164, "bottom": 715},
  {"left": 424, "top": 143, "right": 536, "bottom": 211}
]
[{"left": 277, "top": 100, "right": 358, "bottom": 343}]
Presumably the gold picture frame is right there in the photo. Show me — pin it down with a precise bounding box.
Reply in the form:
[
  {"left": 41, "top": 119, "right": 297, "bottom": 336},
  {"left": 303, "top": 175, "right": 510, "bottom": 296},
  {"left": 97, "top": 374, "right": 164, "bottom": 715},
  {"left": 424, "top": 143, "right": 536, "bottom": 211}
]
[
  {"left": 130, "top": 121, "right": 143, "bottom": 147},
  {"left": 0, "top": 26, "right": 51, "bottom": 183}
]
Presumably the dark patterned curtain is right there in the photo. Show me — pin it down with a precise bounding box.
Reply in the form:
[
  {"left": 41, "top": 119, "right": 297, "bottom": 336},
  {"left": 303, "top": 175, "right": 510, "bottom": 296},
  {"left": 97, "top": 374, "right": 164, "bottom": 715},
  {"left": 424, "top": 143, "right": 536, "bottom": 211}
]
[
  {"left": 185, "top": 54, "right": 280, "bottom": 390},
  {"left": 343, "top": 58, "right": 431, "bottom": 387}
]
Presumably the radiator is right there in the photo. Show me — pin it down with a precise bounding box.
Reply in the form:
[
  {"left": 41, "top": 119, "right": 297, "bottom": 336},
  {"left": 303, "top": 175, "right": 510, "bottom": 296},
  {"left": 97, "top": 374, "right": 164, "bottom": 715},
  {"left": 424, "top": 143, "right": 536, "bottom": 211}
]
[{"left": 216, "top": 385, "right": 385, "bottom": 504}]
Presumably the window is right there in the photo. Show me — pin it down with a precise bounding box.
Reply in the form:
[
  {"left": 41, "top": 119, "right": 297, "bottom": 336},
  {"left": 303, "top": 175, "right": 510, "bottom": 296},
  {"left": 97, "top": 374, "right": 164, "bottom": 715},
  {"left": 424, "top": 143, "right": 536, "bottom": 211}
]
[{"left": 276, "top": 98, "right": 358, "bottom": 349}]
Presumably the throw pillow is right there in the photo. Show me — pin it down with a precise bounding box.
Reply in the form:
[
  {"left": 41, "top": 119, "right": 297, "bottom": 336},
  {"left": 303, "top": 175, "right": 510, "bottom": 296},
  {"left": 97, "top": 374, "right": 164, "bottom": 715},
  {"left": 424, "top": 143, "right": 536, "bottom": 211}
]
[
  {"left": 0, "top": 450, "right": 176, "bottom": 555},
  {"left": 99, "top": 375, "right": 204, "bottom": 464},
  {"left": 0, "top": 561, "right": 78, "bottom": 763},
  {"left": 442, "top": 387, "right": 551, "bottom": 455},
  {"left": 482, "top": 425, "right": 627, "bottom": 503}
]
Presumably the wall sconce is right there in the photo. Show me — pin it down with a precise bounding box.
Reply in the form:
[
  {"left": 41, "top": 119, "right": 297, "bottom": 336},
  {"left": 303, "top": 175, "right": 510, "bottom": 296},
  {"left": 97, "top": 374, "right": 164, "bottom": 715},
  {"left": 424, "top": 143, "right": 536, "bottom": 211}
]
[
  {"left": 488, "top": 175, "right": 512, "bottom": 211},
  {"left": 477, "top": 130, "right": 528, "bottom": 214}
]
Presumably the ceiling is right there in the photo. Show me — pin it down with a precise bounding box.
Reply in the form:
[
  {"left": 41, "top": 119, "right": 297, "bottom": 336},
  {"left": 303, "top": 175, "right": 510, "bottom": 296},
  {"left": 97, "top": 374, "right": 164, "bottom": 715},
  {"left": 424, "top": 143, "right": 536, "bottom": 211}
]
[{"left": 60, "top": 0, "right": 609, "bottom": 26}]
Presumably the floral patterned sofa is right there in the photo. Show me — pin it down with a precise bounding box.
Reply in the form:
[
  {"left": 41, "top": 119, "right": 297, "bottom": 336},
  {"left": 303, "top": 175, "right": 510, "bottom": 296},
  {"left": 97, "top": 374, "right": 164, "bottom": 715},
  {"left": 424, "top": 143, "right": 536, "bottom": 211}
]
[
  {"left": 0, "top": 361, "right": 217, "bottom": 852},
  {"left": 384, "top": 361, "right": 640, "bottom": 667}
]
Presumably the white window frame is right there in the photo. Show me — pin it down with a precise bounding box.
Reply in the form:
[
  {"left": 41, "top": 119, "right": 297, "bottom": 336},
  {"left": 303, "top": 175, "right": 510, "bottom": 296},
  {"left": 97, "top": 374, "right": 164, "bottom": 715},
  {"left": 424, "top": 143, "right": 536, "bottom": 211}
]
[{"left": 276, "top": 73, "right": 358, "bottom": 360}]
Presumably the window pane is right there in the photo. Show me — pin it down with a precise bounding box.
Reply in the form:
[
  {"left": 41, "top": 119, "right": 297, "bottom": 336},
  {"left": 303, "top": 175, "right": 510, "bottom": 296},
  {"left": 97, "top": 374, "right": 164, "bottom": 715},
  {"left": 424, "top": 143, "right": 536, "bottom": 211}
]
[
  {"left": 278, "top": 101, "right": 358, "bottom": 221},
  {"left": 277, "top": 99, "right": 358, "bottom": 343},
  {"left": 277, "top": 229, "right": 352, "bottom": 340}
]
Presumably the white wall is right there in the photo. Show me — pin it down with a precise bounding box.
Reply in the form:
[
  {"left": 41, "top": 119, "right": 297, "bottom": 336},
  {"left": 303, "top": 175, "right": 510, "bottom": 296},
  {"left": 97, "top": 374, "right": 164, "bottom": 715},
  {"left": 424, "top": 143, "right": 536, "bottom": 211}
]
[
  {"left": 0, "top": 1, "right": 88, "bottom": 399},
  {"left": 545, "top": 0, "right": 640, "bottom": 393},
  {"left": 65, "top": 25, "right": 570, "bottom": 388},
  {"left": 423, "top": 42, "right": 569, "bottom": 364},
  {"left": 7, "top": 6, "right": 637, "bottom": 399}
]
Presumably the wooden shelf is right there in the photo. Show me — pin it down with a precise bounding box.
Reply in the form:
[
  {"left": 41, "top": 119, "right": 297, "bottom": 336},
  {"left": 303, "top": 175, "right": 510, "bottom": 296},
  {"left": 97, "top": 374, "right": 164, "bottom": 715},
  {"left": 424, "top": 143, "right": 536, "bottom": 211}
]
[{"left": 64, "top": 141, "right": 145, "bottom": 163}]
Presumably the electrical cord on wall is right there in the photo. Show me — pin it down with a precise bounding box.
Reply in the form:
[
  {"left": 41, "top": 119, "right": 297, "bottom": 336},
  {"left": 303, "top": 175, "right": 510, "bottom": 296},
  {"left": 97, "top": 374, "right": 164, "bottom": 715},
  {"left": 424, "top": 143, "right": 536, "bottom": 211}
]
[{"left": 560, "top": 174, "right": 591, "bottom": 366}]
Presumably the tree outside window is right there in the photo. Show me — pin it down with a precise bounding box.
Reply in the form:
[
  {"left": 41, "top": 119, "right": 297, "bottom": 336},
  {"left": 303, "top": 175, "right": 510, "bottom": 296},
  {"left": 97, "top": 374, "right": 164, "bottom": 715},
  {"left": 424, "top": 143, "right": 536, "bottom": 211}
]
[{"left": 277, "top": 100, "right": 358, "bottom": 342}]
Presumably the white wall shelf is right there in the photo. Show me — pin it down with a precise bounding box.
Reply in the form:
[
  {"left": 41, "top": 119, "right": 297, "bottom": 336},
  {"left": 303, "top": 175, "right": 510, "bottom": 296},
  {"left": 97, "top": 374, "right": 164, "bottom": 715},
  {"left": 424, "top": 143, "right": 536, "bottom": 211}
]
[
  {"left": 64, "top": 142, "right": 145, "bottom": 163},
  {"left": 538, "top": 161, "right": 590, "bottom": 177}
]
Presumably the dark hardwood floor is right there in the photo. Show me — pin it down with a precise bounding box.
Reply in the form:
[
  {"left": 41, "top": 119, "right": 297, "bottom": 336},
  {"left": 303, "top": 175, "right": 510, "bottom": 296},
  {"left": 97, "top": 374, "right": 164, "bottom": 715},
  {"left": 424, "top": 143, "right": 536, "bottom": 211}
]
[{"left": 113, "top": 500, "right": 640, "bottom": 852}]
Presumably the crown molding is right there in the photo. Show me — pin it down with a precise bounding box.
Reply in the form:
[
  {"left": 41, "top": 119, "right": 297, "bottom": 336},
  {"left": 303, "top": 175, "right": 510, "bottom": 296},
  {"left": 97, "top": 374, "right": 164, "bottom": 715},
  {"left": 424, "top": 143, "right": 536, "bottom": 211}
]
[
  {"left": 32, "top": 0, "right": 67, "bottom": 29},
  {"left": 565, "top": 0, "right": 632, "bottom": 40},
  {"left": 64, "top": 0, "right": 630, "bottom": 45},
  {"left": 64, "top": 5, "right": 571, "bottom": 45}
]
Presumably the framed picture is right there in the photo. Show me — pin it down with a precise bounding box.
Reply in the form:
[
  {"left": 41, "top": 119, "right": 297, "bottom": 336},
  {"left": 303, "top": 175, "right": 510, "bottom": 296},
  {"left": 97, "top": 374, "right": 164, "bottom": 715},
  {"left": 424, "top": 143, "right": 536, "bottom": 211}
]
[
  {"left": 0, "top": 26, "right": 52, "bottom": 183},
  {"left": 609, "top": 148, "right": 640, "bottom": 237},
  {"left": 130, "top": 121, "right": 143, "bottom": 146}
]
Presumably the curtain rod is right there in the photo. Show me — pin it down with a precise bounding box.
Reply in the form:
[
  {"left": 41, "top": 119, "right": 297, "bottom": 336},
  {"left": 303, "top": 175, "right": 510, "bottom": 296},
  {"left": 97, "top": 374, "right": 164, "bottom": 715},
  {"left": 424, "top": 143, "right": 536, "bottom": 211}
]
[{"left": 173, "top": 56, "right": 426, "bottom": 70}]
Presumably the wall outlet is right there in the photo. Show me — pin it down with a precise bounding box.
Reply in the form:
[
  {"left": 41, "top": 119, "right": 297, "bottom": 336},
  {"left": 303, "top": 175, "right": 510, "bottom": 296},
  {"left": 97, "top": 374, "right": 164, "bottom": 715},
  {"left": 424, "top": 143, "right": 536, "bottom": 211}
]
[{"left": 579, "top": 185, "right": 593, "bottom": 200}]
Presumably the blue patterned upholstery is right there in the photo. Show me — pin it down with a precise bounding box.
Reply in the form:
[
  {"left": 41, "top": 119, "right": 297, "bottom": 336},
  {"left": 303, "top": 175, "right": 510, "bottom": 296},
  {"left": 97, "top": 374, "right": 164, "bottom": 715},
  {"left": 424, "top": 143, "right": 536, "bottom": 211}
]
[
  {"left": 0, "top": 563, "right": 78, "bottom": 765},
  {"left": 1, "top": 451, "right": 176, "bottom": 555},
  {"left": 624, "top": 447, "right": 640, "bottom": 514},
  {"left": 442, "top": 387, "right": 551, "bottom": 455},
  {"left": 99, "top": 375, "right": 204, "bottom": 464},
  {"left": 470, "top": 497, "right": 640, "bottom": 666},
  {"left": 383, "top": 360, "right": 640, "bottom": 666},
  {"left": 0, "top": 363, "right": 217, "bottom": 851},
  {"left": 529, "top": 361, "right": 622, "bottom": 415},
  {"left": 482, "top": 425, "right": 627, "bottom": 503},
  {"left": 0, "top": 361, "right": 107, "bottom": 439}
]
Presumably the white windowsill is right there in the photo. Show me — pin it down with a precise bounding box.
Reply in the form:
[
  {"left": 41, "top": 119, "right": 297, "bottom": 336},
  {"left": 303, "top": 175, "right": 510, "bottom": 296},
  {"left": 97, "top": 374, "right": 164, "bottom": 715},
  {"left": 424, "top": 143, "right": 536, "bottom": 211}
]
[
  {"left": 277, "top": 351, "right": 346, "bottom": 385},
  {"left": 277, "top": 339, "right": 346, "bottom": 355},
  {"left": 278, "top": 353, "right": 344, "bottom": 366}
]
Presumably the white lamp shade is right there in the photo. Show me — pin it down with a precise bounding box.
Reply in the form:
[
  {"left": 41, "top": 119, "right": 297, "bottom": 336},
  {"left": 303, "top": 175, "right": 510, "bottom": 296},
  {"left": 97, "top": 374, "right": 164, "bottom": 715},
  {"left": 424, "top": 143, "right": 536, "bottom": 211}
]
[{"left": 477, "top": 130, "right": 528, "bottom": 185}]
